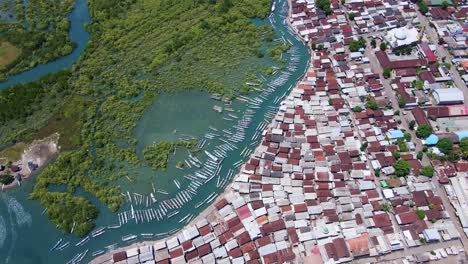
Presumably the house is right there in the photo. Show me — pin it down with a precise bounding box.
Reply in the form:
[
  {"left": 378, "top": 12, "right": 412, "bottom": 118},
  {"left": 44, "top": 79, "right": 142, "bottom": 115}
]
[
  {"left": 433, "top": 88, "right": 465, "bottom": 105},
  {"left": 385, "top": 27, "right": 420, "bottom": 49}
]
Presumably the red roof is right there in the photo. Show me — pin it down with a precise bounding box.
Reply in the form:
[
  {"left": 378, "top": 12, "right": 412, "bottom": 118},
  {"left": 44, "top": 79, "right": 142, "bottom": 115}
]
[
  {"left": 411, "top": 107, "right": 430, "bottom": 126},
  {"left": 237, "top": 205, "right": 252, "bottom": 221},
  {"left": 333, "top": 238, "right": 351, "bottom": 259},
  {"left": 419, "top": 43, "right": 437, "bottom": 63},
  {"left": 373, "top": 213, "right": 392, "bottom": 228},
  {"left": 397, "top": 211, "right": 418, "bottom": 225},
  {"left": 113, "top": 252, "right": 127, "bottom": 262},
  {"left": 375, "top": 51, "right": 427, "bottom": 69}
]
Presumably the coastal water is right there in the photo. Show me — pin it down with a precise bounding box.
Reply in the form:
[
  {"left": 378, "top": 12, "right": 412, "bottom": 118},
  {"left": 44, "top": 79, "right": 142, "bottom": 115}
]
[
  {"left": 0, "top": 0, "right": 90, "bottom": 89},
  {"left": 0, "top": 0, "right": 310, "bottom": 263}
]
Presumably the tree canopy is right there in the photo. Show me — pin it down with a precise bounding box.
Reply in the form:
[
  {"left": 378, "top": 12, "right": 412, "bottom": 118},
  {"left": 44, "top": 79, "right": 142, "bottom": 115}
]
[
  {"left": 394, "top": 160, "right": 411, "bottom": 177},
  {"left": 437, "top": 138, "right": 453, "bottom": 154},
  {"left": 420, "top": 166, "right": 434, "bottom": 177},
  {"left": 0, "top": 174, "right": 14, "bottom": 185},
  {"left": 416, "top": 124, "right": 433, "bottom": 139},
  {"left": 365, "top": 100, "right": 378, "bottom": 110}
]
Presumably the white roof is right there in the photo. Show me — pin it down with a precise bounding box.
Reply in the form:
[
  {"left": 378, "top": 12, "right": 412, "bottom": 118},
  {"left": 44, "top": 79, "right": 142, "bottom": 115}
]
[
  {"left": 434, "top": 88, "right": 464, "bottom": 104},
  {"left": 385, "top": 27, "right": 419, "bottom": 48}
]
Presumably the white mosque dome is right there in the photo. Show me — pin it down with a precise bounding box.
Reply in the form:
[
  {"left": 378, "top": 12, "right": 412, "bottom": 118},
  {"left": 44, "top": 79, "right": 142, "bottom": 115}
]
[{"left": 394, "top": 28, "right": 407, "bottom": 40}]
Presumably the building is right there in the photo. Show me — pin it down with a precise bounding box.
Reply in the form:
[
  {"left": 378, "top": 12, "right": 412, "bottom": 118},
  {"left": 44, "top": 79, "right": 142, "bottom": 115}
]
[
  {"left": 385, "top": 27, "right": 419, "bottom": 49},
  {"left": 433, "top": 88, "right": 465, "bottom": 105}
]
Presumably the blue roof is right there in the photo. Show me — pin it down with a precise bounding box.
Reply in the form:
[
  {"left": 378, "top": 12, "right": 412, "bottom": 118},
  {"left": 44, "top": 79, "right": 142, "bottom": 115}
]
[
  {"left": 389, "top": 130, "right": 404, "bottom": 139},
  {"left": 455, "top": 131, "right": 468, "bottom": 141},
  {"left": 426, "top": 134, "right": 439, "bottom": 145}
]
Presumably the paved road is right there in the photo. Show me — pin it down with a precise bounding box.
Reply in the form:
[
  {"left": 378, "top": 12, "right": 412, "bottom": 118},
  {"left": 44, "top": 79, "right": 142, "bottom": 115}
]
[
  {"left": 362, "top": 31, "right": 468, "bottom": 252},
  {"left": 364, "top": 47, "right": 431, "bottom": 166},
  {"left": 353, "top": 239, "right": 466, "bottom": 264},
  {"left": 415, "top": 6, "right": 468, "bottom": 104}
]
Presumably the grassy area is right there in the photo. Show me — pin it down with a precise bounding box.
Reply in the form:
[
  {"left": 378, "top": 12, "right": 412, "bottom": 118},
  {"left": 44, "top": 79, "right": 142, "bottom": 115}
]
[
  {"left": 0, "top": 41, "right": 20, "bottom": 69},
  {"left": 2, "top": 0, "right": 286, "bottom": 236},
  {"left": 0, "top": 142, "right": 27, "bottom": 162}
]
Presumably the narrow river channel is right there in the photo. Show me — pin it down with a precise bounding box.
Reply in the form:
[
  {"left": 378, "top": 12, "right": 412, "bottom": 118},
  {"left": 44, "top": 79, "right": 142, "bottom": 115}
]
[
  {"left": 0, "top": 0, "right": 90, "bottom": 89},
  {"left": 0, "top": 0, "right": 310, "bottom": 263}
]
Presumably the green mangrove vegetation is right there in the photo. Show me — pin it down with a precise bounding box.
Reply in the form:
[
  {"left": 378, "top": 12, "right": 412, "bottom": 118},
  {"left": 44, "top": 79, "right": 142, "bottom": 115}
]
[
  {"left": 143, "top": 140, "right": 198, "bottom": 170},
  {"left": 0, "top": 70, "right": 74, "bottom": 147},
  {"left": 0, "top": 0, "right": 291, "bottom": 236},
  {"left": 0, "top": 0, "right": 75, "bottom": 80}
]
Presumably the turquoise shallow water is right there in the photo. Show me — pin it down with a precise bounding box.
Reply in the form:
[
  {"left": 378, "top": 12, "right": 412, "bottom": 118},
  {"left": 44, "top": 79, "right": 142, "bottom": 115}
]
[{"left": 0, "top": 0, "right": 310, "bottom": 263}]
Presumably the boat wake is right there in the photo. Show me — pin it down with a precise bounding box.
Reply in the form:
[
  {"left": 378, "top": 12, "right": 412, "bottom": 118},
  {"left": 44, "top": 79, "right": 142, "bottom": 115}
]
[
  {"left": 0, "top": 215, "right": 6, "bottom": 248},
  {"left": 6, "top": 196, "right": 32, "bottom": 227}
]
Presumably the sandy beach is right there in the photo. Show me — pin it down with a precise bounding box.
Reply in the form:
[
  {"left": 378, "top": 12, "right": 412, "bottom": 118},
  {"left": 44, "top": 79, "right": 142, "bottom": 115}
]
[{"left": 1, "top": 133, "right": 59, "bottom": 191}]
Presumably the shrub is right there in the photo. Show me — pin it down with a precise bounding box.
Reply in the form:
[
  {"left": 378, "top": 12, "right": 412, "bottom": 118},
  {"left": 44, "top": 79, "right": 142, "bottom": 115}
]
[
  {"left": 365, "top": 100, "right": 378, "bottom": 110},
  {"left": 380, "top": 42, "right": 387, "bottom": 51},
  {"left": 398, "top": 98, "right": 406, "bottom": 108},
  {"left": 417, "top": 151, "right": 423, "bottom": 160},
  {"left": 354, "top": 105, "right": 363, "bottom": 112},
  {"left": 381, "top": 203, "right": 391, "bottom": 212},
  {"left": 383, "top": 67, "right": 391, "bottom": 78},
  {"left": 420, "top": 166, "right": 434, "bottom": 177},
  {"left": 415, "top": 209, "right": 426, "bottom": 220},
  {"left": 0, "top": 174, "right": 14, "bottom": 185}
]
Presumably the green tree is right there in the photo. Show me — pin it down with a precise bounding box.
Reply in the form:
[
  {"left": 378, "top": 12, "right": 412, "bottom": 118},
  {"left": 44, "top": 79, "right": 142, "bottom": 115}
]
[
  {"left": 398, "top": 98, "right": 406, "bottom": 108},
  {"left": 348, "top": 13, "right": 355, "bottom": 20},
  {"left": 437, "top": 138, "right": 453, "bottom": 154},
  {"left": 360, "top": 142, "right": 368, "bottom": 151},
  {"left": 415, "top": 209, "right": 426, "bottom": 220},
  {"left": 416, "top": 124, "right": 433, "bottom": 139},
  {"left": 371, "top": 39, "right": 376, "bottom": 48},
  {"left": 397, "top": 138, "right": 409, "bottom": 152},
  {"left": 394, "top": 160, "right": 411, "bottom": 177},
  {"left": 381, "top": 203, "right": 391, "bottom": 212},
  {"left": 354, "top": 106, "right": 363, "bottom": 112},
  {"left": 349, "top": 40, "right": 363, "bottom": 52},
  {"left": 420, "top": 166, "right": 434, "bottom": 177},
  {"left": 414, "top": 80, "right": 424, "bottom": 90},
  {"left": 418, "top": 0, "right": 429, "bottom": 14},
  {"left": 316, "top": 0, "right": 331, "bottom": 15},
  {"left": 409, "top": 120, "right": 416, "bottom": 130},
  {"left": 441, "top": 0, "right": 449, "bottom": 10},
  {"left": 404, "top": 132, "right": 412, "bottom": 142},
  {"left": 383, "top": 67, "right": 391, "bottom": 78},
  {"left": 365, "top": 100, "right": 378, "bottom": 110},
  {"left": 393, "top": 151, "right": 401, "bottom": 160},
  {"left": 417, "top": 151, "right": 423, "bottom": 160},
  {"left": 0, "top": 174, "right": 14, "bottom": 185},
  {"left": 380, "top": 42, "right": 387, "bottom": 51},
  {"left": 460, "top": 138, "right": 468, "bottom": 152}
]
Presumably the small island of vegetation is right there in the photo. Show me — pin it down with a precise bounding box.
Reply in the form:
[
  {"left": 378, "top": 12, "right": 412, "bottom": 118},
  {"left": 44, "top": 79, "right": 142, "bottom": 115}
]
[{"left": 0, "top": 0, "right": 287, "bottom": 236}]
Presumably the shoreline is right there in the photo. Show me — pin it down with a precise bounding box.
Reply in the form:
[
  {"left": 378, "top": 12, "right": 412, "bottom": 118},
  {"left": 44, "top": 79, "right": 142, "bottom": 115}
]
[
  {"left": 0, "top": 134, "right": 59, "bottom": 191},
  {"left": 91, "top": 0, "right": 311, "bottom": 262}
]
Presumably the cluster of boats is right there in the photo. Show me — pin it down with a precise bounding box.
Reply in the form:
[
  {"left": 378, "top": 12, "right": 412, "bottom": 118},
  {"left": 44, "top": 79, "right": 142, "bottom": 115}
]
[
  {"left": 67, "top": 249, "right": 89, "bottom": 264},
  {"left": 108, "top": 12, "right": 307, "bottom": 231}
]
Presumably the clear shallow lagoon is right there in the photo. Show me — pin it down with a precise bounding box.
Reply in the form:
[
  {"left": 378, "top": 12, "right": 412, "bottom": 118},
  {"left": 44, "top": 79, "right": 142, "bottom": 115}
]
[{"left": 0, "top": 0, "right": 310, "bottom": 263}]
